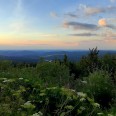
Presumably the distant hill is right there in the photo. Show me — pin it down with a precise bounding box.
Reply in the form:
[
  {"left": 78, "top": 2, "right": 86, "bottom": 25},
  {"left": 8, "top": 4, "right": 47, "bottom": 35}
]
[{"left": 0, "top": 50, "right": 116, "bottom": 63}]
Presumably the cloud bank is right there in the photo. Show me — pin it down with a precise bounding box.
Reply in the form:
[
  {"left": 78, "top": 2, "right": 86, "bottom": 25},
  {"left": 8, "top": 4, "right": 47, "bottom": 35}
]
[
  {"left": 63, "top": 21, "right": 98, "bottom": 30},
  {"left": 80, "top": 5, "right": 116, "bottom": 16},
  {"left": 69, "top": 33, "right": 98, "bottom": 37}
]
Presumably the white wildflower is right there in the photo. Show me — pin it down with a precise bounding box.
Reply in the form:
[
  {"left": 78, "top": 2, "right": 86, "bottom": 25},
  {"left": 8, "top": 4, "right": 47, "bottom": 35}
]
[
  {"left": 32, "top": 111, "right": 43, "bottom": 116},
  {"left": 81, "top": 81, "right": 87, "bottom": 84},
  {"left": 39, "top": 101, "right": 42, "bottom": 103},
  {"left": 80, "top": 106, "right": 85, "bottom": 110},
  {"left": 32, "top": 113, "right": 40, "bottom": 116},
  {"left": 77, "top": 92, "right": 87, "bottom": 98},
  {"left": 3, "top": 79, "right": 14, "bottom": 83},
  {"left": 18, "top": 108, "right": 22, "bottom": 111},
  {"left": 97, "top": 112, "right": 103, "bottom": 115},
  {"left": 69, "top": 89, "right": 76, "bottom": 92},
  {"left": 38, "top": 111, "right": 43, "bottom": 116},
  {"left": 19, "top": 78, "right": 23, "bottom": 80},
  {"left": 24, "top": 101, "right": 31, "bottom": 104},
  {"left": 21, "top": 101, "right": 35, "bottom": 109},
  {"left": 80, "top": 98, "right": 86, "bottom": 102},
  {"left": 93, "top": 103, "right": 100, "bottom": 108},
  {"left": 3, "top": 80, "right": 8, "bottom": 83}
]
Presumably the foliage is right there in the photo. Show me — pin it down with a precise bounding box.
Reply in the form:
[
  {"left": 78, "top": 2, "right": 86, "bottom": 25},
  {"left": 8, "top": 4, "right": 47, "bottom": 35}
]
[
  {"left": 0, "top": 77, "right": 101, "bottom": 116},
  {"left": 34, "top": 87, "right": 100, "bottom": 116},
  {"left": 0, "top": 48, "right": 116, "bottom": 115},
  {"left": 80, "top": 70, "right": 116, "bottom": 109},
  {"left": 101, "top": 54, "right": 116, "bottom": 83},
  {"left": 0, "top": 60, "right": 12, "bottom": 70},
  {"left": 36, "top": 61, "right": 71, "bottom": 87}
]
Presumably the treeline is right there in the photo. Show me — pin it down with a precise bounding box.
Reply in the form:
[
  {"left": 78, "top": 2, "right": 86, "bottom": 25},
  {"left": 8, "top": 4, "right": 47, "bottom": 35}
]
[{"left": 59, "top": 47, "right": 116, "bottom": 81}]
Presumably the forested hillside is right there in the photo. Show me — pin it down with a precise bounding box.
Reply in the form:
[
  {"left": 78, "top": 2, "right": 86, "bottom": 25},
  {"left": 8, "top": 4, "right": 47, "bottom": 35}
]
[
  {"left": 0, "top": 48, "right": 116, "bottom": 116},
  {"left": 0, "top": 50, "right": 116, "bottom": 63}
]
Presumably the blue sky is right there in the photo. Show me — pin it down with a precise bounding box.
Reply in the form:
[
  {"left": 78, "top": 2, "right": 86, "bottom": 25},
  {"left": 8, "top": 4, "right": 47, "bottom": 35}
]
[{"left": 0, "top": 0, "right": 116, "bottom": 50}]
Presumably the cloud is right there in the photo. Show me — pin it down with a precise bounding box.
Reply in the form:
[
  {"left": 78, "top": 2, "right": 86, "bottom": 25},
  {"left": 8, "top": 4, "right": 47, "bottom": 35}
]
[
  {"left": 69, "top": 33, "right": 98, "bottom": 36},
  {"left": 79, "top": 4, "right": 116, "bottom": 16},
  {"left": 98, "top": 18, "right": 107, "bottom": 26},
  {"left": 63, "top": 21, "right": 99, "bottom": 30},
  {"left": 110, "top": 0, "right": 116, "bottom": 3},
  {"left": 98, "top": 18, "right": 116, "bottom": 29},
  {"left": 50, "top": 12, "right": 58, "bottom": 18},
  {"left": 64, "top": 13, "right": 78, "bottom": 18},
  {"left": 103, "top": 31, "right": 116, "bottom": 43}
]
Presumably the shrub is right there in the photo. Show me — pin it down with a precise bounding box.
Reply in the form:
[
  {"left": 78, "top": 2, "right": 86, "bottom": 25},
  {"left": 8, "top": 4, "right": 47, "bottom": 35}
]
[
  {"left": 32, "top": 87, "right": 100, "bottom": 116},
  {"left": 0, "top": 60, "right": 12, "bottom": 70},
  {"left": 0, "top": 77, "right": 101, "bottom": 116},
  {"left": 81, "top": 70, "right": 116, "bottom": 109},
  {"left": 36, "top": 62, "right": 71, "bottom": 87}
]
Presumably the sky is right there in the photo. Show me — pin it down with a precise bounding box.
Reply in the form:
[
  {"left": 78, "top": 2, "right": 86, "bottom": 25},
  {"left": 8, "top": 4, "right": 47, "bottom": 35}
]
[{"left": 0, "top": 0, "right": 116, "bottom": 50}]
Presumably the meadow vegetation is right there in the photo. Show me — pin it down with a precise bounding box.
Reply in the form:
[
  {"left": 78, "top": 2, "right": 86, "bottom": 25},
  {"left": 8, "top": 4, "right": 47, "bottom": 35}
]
[{"left": 0, "top": 48, "right": 116, "bottom": 116}]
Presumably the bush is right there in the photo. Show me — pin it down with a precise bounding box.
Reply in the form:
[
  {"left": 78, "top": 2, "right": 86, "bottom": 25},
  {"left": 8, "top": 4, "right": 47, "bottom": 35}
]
[
  {"left": 0, "top": 77, "right": 101, "bottom": 116},
  {"left": 81, "top": 70, "right": 116, "bottom": 109},
  {"left": 36, "top": 62, "right": 71, "bottom": 87},
  {"left": 0, "top": 60, "right": 12, "bottom": 70},
  {"left": 33, "top": 87, "right": 101, "bottom": 116}
]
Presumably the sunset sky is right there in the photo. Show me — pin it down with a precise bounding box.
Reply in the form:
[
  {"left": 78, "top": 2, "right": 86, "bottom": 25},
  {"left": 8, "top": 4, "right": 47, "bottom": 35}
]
[{"left": 0, "top": 0, "right": 116, "bottom": 50}]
